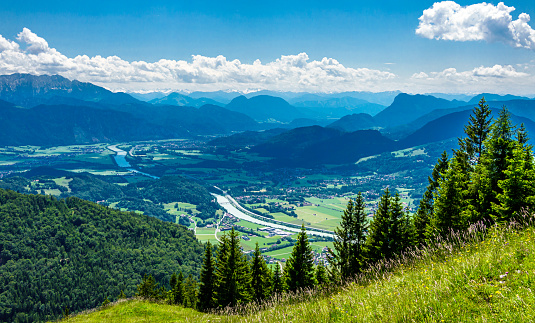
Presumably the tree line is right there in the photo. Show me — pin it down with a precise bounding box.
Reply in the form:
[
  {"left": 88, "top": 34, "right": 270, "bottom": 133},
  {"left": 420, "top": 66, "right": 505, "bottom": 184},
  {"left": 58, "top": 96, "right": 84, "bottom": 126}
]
[
  {"left": 329, "top": 98, "right": 535, "bottom": 280},
  {"left": 136, "top": 225, "right": 328, "bottom": 311}
]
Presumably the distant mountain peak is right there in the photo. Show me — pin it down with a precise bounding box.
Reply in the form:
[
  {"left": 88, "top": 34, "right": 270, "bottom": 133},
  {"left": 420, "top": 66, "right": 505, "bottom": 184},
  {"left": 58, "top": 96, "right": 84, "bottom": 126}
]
[{"left": 0, "top": 73, "right": 140, "bottom": 107}]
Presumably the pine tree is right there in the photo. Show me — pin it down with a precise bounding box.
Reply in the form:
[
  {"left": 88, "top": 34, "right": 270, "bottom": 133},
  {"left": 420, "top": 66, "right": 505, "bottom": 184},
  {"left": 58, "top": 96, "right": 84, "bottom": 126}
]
[
  {"left": 285, "top": 224, "right": 315, "bottom": 292},
  {"left": 170, "top": 271, "right": 184, "bottom": 305},
  {"left": 414, "top": 151, "right": 448, "bottom": 243},
  {"left": 388, "top": 193, "right": 406, "bottom": 255},
  {"left": 477, "top": 106, "right": 516, "bottom": 221},
  {"left": 314, "top": 264, "right": 329, "bottom": 286},
  {"left": 429, "top": 150, "right": 471, "bottom": 237},
  {"left": 329, "top": 193, "right": 368, "bottom": 280},
  {"left": 250, "top": 242, "right": 271, "bottom": 302},
  {"left": 364, "top": 189, "right": 392, "bottom": 263},
  {"left": 495, "top": 143, "right": 535, "bottom": 221},
  {"left": 136, "top": 274, "right": 160, "bottom": 299},
  {"left": 182, "top": 275, "right": 198, "bottom": 308},
  {"left": 198, "top": 241, "right": 216, "bottom": 310},
  {"left": 214, "top": 228, "right": 251, "bottom": 307},
  {"left": 458, "top": 97, "right": 493, "bottom": 165},
  {"left": 271, "top": 263, "right": 285, "bottom": 295}
]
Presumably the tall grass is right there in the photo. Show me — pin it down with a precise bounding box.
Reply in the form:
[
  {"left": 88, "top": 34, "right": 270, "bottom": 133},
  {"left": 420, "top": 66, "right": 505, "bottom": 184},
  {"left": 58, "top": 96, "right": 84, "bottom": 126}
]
[{"left": 62, "top": 211, "right": 535, "bottom": 322}]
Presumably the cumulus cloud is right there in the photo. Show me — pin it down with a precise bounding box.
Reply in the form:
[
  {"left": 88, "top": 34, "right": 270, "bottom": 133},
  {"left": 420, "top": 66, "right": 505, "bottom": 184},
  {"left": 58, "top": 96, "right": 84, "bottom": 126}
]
[
  {"left": 409, "top": 64, "right": 534, "bottom": 94},
  {"left": 0, "top": 28, "right": 396, "bottom": 93},
  {"left": 416, "top": 1, "right": 535, "bottom": 50}
]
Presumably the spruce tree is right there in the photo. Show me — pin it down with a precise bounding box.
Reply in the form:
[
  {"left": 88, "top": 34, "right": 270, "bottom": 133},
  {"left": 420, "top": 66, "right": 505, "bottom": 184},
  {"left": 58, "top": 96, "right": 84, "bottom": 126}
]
[
  {"left": 271, "top": 263, "right": 285, "bottom": 295},
  {"left": 414, "top": 151, "right": 448, "bottom": 243},
  {"left": 429, "top": 150, "right": 471, "bottom": 237},
  {"left": 250, "top": 242, "right": 271, "bottom": 302},
  {"left": 329, "top": 193, "right": 368, "bottom": 280},
  {"left": 477, "top": 107, "right": 516, "bottom": 221},
  {"left": 495, "top": 143, "right": 535, "bottom": 221},
  {"left": 364, "top": 189, "right": 392, "bottom": 263},
  {"left": 170, "top": 271, "right": 184, "bottom": 305},
  {"left": 214, "top": 228, "right": 251, "bottom": 307},
  {"left": 314, "top": 264, "right": 329, "bottom": 286},
  {"left": 388, "top": 193, "right": 406, "bottom": 255},
  {"left": 198, "top": 241, "right": 216, "bottom": 310},
  {"left": 285, "top": 224, "right": 315, "bottom": 292},
  {"left": 459, "top": 97, "right": 492, "bottom": 165},
  {"left": 182, "top": 275, "right": 198, "bottom": 308}
]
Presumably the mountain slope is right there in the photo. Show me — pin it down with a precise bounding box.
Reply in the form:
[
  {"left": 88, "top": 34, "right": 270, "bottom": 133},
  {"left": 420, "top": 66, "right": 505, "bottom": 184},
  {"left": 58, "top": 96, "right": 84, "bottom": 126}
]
[
  {"left": 326, "top": 113, "right": 376, "bottom": 132},
  {"left": 63, "top": 216, "right": 535, "bottom": 322},
  {"left": 0, "top": 103, "right": 173, "bottom": 146},
  {"left": 0, "top": 73, "right": 140, "bottom": 107},
  {"left": 149, "top": 92, "right": 222, "bottom": 107},
  {"left": 292, "top": 97, "right": 386, "bottom": 116},
  {"left": 468, "top": 93, "right": 530, "bottom": 104},
  {"left": 226, "top": 95, "right": 304, "bottom": 122},
  {"left": 400, "top": 108, "right": 535, "bottom": 148},
  {"left": 374, "top": 93, "right": 461, "bottom": 127},
  {"left": 0, "top": 189, "right": 203, "bottom": 323},
  {"left": 252, "top": 126, "right": 397, "bottom": 166}
]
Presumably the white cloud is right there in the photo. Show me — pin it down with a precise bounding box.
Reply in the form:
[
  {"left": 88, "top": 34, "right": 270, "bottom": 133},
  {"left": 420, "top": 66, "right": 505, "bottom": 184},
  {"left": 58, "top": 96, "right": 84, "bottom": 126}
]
[
  {"left": 408, "top": 64, "right": 534, "bottom": 94},
  {"left": 0, "top": 28, "right": 396, "bottom": 93},
  {"left": 416, "top": 1, "right": 535, "bottom": 50}
]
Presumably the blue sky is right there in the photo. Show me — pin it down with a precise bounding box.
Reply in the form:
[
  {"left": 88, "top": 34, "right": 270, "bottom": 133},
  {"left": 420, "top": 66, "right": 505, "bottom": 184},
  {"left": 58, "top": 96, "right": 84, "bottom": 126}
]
[{"left": 0, "top": 1, "right": 534, "bottom": 94}]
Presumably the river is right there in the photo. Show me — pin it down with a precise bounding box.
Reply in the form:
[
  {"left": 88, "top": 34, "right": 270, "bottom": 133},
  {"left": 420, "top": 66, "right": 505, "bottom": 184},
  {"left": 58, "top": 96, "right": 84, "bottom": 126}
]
[{"left": 108, "top": 144, "right": 333, "bottom": 238}]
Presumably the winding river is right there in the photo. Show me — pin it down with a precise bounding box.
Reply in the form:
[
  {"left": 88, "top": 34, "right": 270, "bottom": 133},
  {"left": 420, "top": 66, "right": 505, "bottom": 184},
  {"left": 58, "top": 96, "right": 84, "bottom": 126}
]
[{"left": 108, "top": 145, "right": 333, "bottom": 238}]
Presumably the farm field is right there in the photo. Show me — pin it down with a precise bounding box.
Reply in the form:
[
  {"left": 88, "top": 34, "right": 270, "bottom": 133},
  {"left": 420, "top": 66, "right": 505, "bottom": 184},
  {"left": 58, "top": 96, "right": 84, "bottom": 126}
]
[{"left": 0, "top": 138, "right": 433, "bottom": 263}]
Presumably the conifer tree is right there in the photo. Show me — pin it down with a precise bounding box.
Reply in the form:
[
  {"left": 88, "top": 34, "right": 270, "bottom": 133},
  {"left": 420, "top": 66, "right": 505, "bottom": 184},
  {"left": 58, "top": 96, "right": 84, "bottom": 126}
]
[
  {"left": 136, "top": 274, "right": 164, "bottom": 300},
  {"left": 314, "top": 264, "right": 329, "bottom": 286},
  {"left": 214, "top": 228, "right": 251, "bottom": 307},
  {"left": 285, "top": 224, "right": 315, "bottom": 292},
  {"left": 198, "top": 241, "right": 216, "bottom": 310},
  {"left": 414, "top": 151, "right": 448, "bottom": 243},
  {"left": 459, "top": 97, "right": 493, "bottom": 165},
  {"left": 329, "top": 193, "right": 368, "bottom": 280},
  {"left": 250, "top": 242, "right": 271, "bottom": 302},
  {"left": 182, "top": 275, "right": 198, "bottom": 308},
  {"left": 428, "top": 150, "right": 471, "bottom": 237},
  {"left": 170, "top": 271, "right": 184, "bottom": 305},
  {"left": 271, "top": 263, "right": 285, "bottom": 295},
  {"left": 495, "top": 143, "right": 535, "bottom": 221},
  {"left": 364, "top": 189, "right": 392, "bottom": 263},
  {"left": 477, "top": 107, "right": 516, "bottom": 221}
]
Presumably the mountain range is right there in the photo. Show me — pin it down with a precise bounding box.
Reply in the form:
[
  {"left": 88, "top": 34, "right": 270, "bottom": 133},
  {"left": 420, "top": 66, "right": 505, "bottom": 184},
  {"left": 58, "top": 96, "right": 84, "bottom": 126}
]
[{"left": 1, "top": 73, "right": 534, "bottom": 166}]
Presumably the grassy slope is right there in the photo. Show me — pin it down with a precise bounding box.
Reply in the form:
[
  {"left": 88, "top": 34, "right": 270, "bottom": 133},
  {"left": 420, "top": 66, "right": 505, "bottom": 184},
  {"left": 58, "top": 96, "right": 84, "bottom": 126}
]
[{"left": 62, "top": 225, "right": 535, "bottom": 322}]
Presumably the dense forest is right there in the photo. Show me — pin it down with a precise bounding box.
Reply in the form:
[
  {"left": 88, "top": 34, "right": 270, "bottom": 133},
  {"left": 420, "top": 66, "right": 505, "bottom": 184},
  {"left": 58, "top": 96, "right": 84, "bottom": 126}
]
[
  {"left": 0, "top": 190, "right": 203, "bottom": 322},
  {"left": 0, "top": 174, "right": 220, "bottom": 223}
]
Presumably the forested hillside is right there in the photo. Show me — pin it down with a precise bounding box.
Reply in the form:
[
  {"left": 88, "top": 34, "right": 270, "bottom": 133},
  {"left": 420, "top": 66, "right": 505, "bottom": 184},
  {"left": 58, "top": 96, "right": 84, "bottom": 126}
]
[{"left": 0, "top": 189, "right": 203, "bottom": 322}]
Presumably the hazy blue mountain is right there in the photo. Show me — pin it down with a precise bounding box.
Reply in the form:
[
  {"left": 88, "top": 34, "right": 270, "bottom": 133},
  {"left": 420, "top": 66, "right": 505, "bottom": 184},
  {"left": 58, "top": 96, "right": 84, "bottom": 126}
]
[
  {"left": 301, "top": 129, "right": 398, "bottom": 165},
  {"left": 468, "top": 93, "right": 530, "bottom": 105},
  {"left": 149, "top": 92, "right": 223, "bottom": 107},
  {"left": 128, "top": 91, "right": 169, "bottom": 101},
  {"left": 0, "top": 103, "right": 174, "bottom": 146},
  {"left": 252, "top": 125, "right": 398, "bottom": 166},
  {"left": 404, "top": 99, "right": 535, "bottom": 134},
  {"left": 374, "top": 93, "right": 461, "bottom": 128},
  {"left": 426, "top": 93, "right": 471, "bottom": 102},
  {"left": 208, "top": 128, "right": 287, "bottom": 148},
  {"left": 252, "top": 126, "right": 343, "bottom": 158},
  {"left": 292, "top": 97, "right": 385, "bottom": 116},
  {"left": 188, "top": 90, "right": 242, "bottom": 104},
  {"left": 326, "top": 113, "right": 376, "bottom": 132},
  {"left": 399, "top": 108, "right": 535, "bottom": 148},
  {"left": 0, "top": 73, "right": 141, "bottom": 107},
  {"left": 226, "top": 95, "right": 305, "bottom": 122},
  {"left": 284, "top": 118, "right": 332, "bottom": 128}
]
